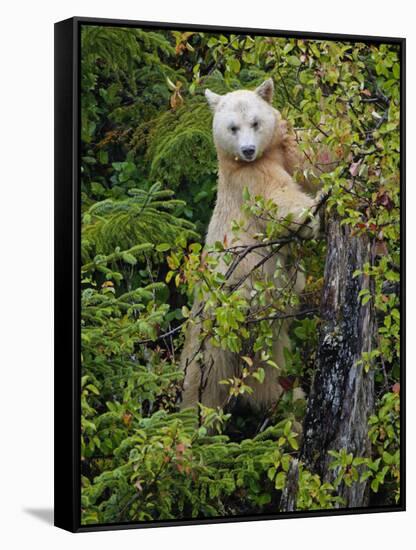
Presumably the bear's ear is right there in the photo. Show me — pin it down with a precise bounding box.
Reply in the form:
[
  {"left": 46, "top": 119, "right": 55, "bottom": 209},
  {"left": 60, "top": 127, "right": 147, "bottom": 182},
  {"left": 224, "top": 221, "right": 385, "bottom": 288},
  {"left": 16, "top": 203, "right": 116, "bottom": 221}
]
[
  {"left": 255, "top": 78, "right": 274, "bottom": 103},
  {"left": 205, "top": 89, "right": 221, "bottom": 111}
]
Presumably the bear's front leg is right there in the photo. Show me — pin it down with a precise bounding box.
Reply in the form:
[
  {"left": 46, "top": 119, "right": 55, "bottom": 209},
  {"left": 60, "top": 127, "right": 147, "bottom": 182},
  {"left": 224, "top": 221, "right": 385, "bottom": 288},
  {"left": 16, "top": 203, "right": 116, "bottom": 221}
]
[{"left": 267, "top": 174, "right": 322, "bottom": 240}]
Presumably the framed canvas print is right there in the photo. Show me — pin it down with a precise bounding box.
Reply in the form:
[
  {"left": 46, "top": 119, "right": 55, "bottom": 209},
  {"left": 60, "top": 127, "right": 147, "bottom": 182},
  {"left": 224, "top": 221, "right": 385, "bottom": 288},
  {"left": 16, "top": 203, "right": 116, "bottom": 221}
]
[{"left": 54, "top": 16, "right": 405, "bottom": 532}]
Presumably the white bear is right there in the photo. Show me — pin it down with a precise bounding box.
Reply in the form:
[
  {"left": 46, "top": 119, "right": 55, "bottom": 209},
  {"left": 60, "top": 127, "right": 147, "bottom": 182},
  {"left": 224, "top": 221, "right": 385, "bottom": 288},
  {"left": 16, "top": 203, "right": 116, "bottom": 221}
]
[{"left": 180, "top": 79, "right": 319, "bottom": 413}]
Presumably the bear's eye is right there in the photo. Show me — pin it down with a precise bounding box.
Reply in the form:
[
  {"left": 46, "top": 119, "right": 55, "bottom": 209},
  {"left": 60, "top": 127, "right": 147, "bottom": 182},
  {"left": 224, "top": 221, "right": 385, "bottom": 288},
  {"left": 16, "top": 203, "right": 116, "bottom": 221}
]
[
  {"left": 252, "top": 121, "right": 259, "bottom": 130},
  {"left": 230, "top": 125, "right": 239, "bottom": 134}
]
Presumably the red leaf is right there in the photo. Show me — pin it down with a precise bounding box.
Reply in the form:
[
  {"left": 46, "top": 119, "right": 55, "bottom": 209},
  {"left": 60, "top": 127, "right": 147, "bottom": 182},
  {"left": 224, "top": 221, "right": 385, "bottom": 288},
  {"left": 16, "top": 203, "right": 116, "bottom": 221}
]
[
  {"left": 376, "top": 191, "right": 394, "bottom": 211},
  {"left": 279, "top": 376, "right": 294, "bottom": 391},
  {"left": 319, "top": 150, "right": 331, "bottom": 164}
]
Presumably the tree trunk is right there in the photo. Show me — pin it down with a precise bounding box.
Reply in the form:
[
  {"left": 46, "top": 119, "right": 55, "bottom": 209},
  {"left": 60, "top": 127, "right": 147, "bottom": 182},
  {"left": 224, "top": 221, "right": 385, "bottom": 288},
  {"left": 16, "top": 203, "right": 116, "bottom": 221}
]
[{"left": 282, "top": 217, "right": 376, "bottom": 510}]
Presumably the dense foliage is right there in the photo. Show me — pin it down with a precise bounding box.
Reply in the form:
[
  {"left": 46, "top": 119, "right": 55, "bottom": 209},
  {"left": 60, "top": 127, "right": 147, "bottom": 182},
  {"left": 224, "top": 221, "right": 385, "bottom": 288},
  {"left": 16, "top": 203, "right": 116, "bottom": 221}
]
[{"left": 79, "top": 26, "right": 401, "bottom": 524}]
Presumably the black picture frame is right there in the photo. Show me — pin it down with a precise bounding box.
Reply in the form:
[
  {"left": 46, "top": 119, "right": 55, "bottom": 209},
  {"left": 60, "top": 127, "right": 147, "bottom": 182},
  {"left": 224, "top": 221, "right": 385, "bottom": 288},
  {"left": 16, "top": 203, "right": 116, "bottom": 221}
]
[{"left": 54, "top": 16, "right": 406, "bottom": 533}]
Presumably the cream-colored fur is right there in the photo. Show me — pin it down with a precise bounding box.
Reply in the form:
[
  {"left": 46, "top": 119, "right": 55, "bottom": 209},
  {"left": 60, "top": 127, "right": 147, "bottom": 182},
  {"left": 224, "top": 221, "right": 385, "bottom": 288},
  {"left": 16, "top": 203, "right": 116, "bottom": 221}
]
[{"left": 180, "top": 79, "right": 319, "bottom": 412}]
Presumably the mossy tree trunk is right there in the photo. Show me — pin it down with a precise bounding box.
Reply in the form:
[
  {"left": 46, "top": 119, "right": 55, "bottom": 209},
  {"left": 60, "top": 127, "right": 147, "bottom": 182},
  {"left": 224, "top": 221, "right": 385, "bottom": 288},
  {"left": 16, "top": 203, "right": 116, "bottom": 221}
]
[{"left": 281, "top": 216, "right": 376, "bottom": 510}]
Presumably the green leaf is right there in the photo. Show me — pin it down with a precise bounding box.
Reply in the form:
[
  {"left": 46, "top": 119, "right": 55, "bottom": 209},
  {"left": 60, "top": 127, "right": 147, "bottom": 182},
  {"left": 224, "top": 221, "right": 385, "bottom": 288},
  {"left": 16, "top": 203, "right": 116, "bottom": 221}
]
[
  {"left": 122, "top": 252, "right": 137, "bottom": 265},
  {"left": 287, "top": 55, "right": 301, "bottom": 67},
  {"left": 371, "top": 478, "right": 380, "bottom": 493},
  {"left": 156, "top": 243, "right": 171, "bottom": 252},
  {"left": 243, "top": 186, "right": 250, "bottom": 201},
  {"left": 274, "top": 471, "right": 286, "bottom": 490},
  {"left": 252, "top": 368, "right": 265, "bottom": 384},
  {"left": 228, "top": 57, "right": 241, "bottom": 74},
  {"left": 362, "top": 294, "right": 371, "bottom": 305},
  {"left": 288, "top": 436, "right": 299, "bottom": 450}
]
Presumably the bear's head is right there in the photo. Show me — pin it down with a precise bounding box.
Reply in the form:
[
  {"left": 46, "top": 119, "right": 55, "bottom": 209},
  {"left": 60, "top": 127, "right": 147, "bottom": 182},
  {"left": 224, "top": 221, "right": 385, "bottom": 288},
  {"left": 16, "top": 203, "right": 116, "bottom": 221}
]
[{"left": 205, "top": 79, "right": 277, "bottom": 163}]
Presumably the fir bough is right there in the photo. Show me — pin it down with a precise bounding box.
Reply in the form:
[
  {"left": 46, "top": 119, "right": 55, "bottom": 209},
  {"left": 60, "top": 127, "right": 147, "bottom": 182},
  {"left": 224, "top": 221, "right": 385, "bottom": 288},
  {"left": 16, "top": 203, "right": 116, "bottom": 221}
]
[{"left": 82, "top": 183, "right": 198, "bottom": 263}]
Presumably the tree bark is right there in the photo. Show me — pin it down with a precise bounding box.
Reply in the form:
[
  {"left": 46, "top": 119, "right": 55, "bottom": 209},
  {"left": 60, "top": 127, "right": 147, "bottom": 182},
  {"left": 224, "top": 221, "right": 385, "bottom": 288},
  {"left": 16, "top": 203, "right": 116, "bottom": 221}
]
[
  {"left": 280, "top": 459, "right": 299, "bottom": 512},
  {"left": 281, "top": 217, "right": 376, "bottom": 510}
]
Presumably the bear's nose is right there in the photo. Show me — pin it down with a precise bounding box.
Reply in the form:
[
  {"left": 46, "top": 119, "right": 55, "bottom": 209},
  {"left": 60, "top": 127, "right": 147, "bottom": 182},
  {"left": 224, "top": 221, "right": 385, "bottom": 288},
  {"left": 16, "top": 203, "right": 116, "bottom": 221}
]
[{"left": 241, "top": 146, "right": 256, "bottom": 159}]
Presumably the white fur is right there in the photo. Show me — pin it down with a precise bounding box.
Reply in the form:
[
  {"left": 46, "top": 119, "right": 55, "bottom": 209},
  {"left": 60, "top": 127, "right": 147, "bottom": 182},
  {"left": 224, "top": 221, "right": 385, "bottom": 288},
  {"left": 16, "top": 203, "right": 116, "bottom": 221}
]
[
  {"left": 205, "top": 79, "right": 276, "bottom": 162},
  {"left": 180, "top": 80, "right": 318, "bottom": 412}
]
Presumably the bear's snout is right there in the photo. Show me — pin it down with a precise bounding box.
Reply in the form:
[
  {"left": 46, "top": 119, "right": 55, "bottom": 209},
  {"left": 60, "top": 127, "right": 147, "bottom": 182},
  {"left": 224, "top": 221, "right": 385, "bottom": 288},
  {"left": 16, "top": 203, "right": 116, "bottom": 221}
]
[{"left": 241, "top": 145, "right": 256, "bottom": 161}]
